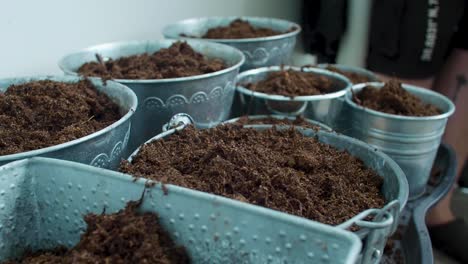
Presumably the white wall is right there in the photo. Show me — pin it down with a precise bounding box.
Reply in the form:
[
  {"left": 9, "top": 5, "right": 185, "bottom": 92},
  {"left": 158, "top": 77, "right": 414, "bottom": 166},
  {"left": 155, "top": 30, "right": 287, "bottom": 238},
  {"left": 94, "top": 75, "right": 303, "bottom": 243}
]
[{"left": 0, "top": 0, "right": 301, "bottom": 77}]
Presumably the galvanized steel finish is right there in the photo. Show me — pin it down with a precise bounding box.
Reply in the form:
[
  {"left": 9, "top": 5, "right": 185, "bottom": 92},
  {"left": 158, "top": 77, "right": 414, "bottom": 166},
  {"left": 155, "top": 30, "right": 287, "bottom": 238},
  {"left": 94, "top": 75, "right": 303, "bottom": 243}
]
[
  {"left": 235, "top": 66, "right": 351, "bottom": 128},
  {"left": 59, "top": 40, "right": 244, "bottom": 154},
  {"left": 0, "top": 76, "right": 137, "bottom": 169},
  {"left": 344, "top": 82, "right": 455, "bottom": 199},
  {"left": 128, "top": 121, "right": 409, "bottom": 263},
  {"left": 163, "top": 16, "right": 301, "bottom": 71},
  {"left": 0, "top": 157, "right": 362, "bottom": 264}
]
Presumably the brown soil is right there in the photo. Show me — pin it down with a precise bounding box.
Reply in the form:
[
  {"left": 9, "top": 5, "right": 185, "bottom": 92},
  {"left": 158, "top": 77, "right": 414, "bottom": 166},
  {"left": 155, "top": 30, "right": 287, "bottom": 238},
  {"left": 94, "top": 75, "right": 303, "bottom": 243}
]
[
  {"left": 235, "top": 116, "right": 322, "bottom": 130},
  {"left": 78, "top": 41, "right": 226, "bottom": 80},
  {"left": 121, "top": 125, "right": 385, "bottom": 226},
  {"left": 3, "top": 201, "right": 190, "bottom": 264},
  {"left": 353, "top": 80, "right": 442, "bottom": 116},
  {"left": 325, "top": 65, "right": 375, "bottom": 84},
  {"left": 244, "top": 69, "right": 335, "bottom": 97},
  {"left": 199, "top": 19, "right": 290, "bottom": 39},
  {"left": 0, "top": 80, "right": 121, "bottom": 156}
]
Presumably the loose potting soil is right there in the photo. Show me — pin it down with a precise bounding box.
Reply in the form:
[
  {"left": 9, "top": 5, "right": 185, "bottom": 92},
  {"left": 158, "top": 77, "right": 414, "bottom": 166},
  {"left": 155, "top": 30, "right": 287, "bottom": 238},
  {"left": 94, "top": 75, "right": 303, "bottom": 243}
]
[
  {"left": 121, "top": 125, "right": 385, "bottom": 226},
  {"left": 0, "top": 80, "right": 121, "bottom": 156},
  {"left": 235, "top": 116, "right": 321, "bottom": 130},
  {"left": 3, "top": 201, "right": 190, "bottom": 264},
  {"left": 325, "top": 65, "right": 375, "bottom": 84},
  {"left": 244, "top": 69, "right": 335, "bottom": 97},
  {"left": 78, "top": 41, "right": 226, "bottom": 80},
  {"left": 199, "top": 19, "right": 289, "bottom": 39},
  {"left": 353, "top": 80, "right": 442, "bottom": 116}
]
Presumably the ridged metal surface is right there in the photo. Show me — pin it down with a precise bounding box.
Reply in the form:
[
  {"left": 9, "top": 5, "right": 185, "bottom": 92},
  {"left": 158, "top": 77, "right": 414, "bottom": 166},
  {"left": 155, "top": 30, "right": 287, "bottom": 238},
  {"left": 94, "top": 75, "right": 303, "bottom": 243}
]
[{"left": 0, "top": 76, "right": 137, "bottom": 169}]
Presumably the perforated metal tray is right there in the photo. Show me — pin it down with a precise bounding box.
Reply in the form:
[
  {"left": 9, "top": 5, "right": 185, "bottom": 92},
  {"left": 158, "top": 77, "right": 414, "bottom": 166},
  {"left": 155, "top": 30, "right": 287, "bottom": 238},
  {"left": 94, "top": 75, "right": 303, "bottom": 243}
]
[{"left": 0, "top": 157, "right": 362, "bottom": 264}]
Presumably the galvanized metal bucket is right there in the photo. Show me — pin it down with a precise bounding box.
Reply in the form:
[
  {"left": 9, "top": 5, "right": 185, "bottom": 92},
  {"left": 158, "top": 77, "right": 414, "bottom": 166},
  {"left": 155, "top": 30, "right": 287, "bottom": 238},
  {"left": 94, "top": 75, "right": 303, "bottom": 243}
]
[
  {"left": 317, "top": 64, "right": 379, "bottom": 83},
  {"left": 235, "top": 66, "right": 351, "bottom": 128},
  {"left": 58, "top": 39, "right": 245, "bottom": 155},
  {"left": 223, "top": 114, "right": 333, "bottom": 131},
  {"left": 0, "top": 157, "right": 362, "bottom": 264},
  {"left": 0, "top": 76, "right": 137, "bottom": 170},
  {"left": 163, "top": 16, "right": 301, "bottom": 71},
  {"left": 344, "top": 82, "right": 455, "bottom": 199},
  {"left": 129, "top": 114, "right": 409, "bottom": 264}
]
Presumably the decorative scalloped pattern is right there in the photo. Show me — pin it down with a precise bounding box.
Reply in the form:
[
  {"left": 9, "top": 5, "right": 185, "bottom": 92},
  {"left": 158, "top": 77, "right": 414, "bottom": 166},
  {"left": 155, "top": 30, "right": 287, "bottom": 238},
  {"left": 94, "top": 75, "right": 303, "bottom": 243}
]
[
  {"left": 143, "top": 82, "right": 233, "bottom": 112},
  {"left": 90, "top": 124, "right": 131, "bottom": 168},
  {"left": 242, "top": 42, "right": 294, "bottom": 66}
]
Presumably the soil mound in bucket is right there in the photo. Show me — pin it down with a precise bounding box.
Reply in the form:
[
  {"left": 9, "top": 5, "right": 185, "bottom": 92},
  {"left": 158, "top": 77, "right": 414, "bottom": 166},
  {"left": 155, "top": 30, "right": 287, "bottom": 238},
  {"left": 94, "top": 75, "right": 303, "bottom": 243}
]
[
  {"left": 244, "top": 69, "right": 335, "bottom": 97},
  {"left": 235, "top": 116, "right": 321, "bottom": 130},
  {"left": 2, "top": 201, "right": 190, "bottom": 264},
  {"left": 0, "top": 80, "right": 121, "bottom": 156},
  {"left": 353, "top": 80, "right": 442, "bottom": 117},
  {"left": 121, "top": 125, "right": 385, "bottom": 226},
  {"left": 325, "top": 65, "right": 374, "bottom": 84},
  {"left": 199, "top": 19, "right": 290, "bottom": 39},
  {"left": 78, "top": 41, "right": 226, "bottom": 80}
]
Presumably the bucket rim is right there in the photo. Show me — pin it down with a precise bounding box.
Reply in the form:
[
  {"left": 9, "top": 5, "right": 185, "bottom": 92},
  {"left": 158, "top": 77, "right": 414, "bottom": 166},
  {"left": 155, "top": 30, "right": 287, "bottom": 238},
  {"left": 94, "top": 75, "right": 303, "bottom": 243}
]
[
  {"left": 162, "top": 16, "right": 301, "bottom": 43},
  {"left": 345, "top": 82, "right": 456, "bottom": 121},
  {"left": 223, "top": 114, "right": 333, "bottom": 131},
  {"left": 236, "top": 66, "right": 352, "bottom": 101},
  {"left": 316, "top": 63, "right": 379, "bottom": 82},
  {"left": 127, "top": 124, "right": 409, "bottom": 218},
  {"left": 0, "top": 75, "right": 137, "bottom": 162},
  {"left": 58, "top": 39, "right": 245, "bottom": 84}
]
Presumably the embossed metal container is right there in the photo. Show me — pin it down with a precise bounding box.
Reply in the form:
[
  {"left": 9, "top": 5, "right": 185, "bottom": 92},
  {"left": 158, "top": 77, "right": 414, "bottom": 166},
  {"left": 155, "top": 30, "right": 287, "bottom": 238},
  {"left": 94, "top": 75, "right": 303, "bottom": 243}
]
[
  {"left": 223, "top": 114, "right": 333, "bottom": 131},
  {"left": 59, "top": 40, "right": 244, "bottom": 153},
  {"left": 235, "top": 66, "right": 351, "bottom": 128},
  {"left": 129, "top": 117, "right": 409, "bottom": 264},
  {"left": 344, "top": 82, "right": 455, "bottom": 199},
  {"left": 0, "top": 157, "right": 362, "bottom": 264},
  {"left": 163, "top": 16, "right": 301, "bottom": 71},
  {"left": 0, "top": 76, "right": 136, "bottom": 169}
]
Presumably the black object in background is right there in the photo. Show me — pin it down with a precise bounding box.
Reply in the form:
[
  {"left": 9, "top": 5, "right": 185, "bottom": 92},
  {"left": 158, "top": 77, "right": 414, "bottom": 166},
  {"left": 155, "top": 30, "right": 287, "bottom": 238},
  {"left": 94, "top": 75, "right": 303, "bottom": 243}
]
[
  {"left": 301, "top": 0, "right": 348, "bottom": 63},
  {"left": 459, "top": 159, "right": 468, "bottom": 188}
]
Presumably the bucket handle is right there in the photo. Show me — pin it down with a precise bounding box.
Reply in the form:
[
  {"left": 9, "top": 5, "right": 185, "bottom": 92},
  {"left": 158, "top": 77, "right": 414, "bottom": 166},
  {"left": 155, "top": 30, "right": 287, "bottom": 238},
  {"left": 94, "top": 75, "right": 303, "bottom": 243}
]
[
  {"left": 162, "top": 113, "right": 194, "bottom": 132},
  {"left": 337, "top": 203, "right": 396, "bottom": 264}
]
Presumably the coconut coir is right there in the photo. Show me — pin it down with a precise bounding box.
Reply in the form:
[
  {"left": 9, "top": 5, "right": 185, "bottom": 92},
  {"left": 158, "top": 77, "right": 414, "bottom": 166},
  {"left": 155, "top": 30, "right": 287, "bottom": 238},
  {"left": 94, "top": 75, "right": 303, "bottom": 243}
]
[
  {"left": 78, "top": 41, "right": 226, "bottom": 80},
  {"left": 244, "top": 69, "right": 335, "bottom": 97},
  {"left": 325, "top": 65, "right": 375, "bottom": 84},
  {"left": 0, "top": 80, "right": 121, "bottom": 156},
  {"left": 121, "top": 125, "right": 385, "bottom": 226},
  {"left": 3, "top": 201, "right": 190, "bottom": 264},
  {"left": 353, "top": 80, "right": 442, "bottom": 116},
  {"left": 200, "top": 19, "right": 290, "bottom": 39},
  {"left": 235, "top": 116, "right": 322, "bottom": 130}
]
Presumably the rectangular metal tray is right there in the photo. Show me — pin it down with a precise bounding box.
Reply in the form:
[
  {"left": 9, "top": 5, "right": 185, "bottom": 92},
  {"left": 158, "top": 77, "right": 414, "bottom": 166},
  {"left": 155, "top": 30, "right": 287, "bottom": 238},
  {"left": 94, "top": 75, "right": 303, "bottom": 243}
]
[{"left": 0, "top": 157, "right": 361, "bottom": 264}]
